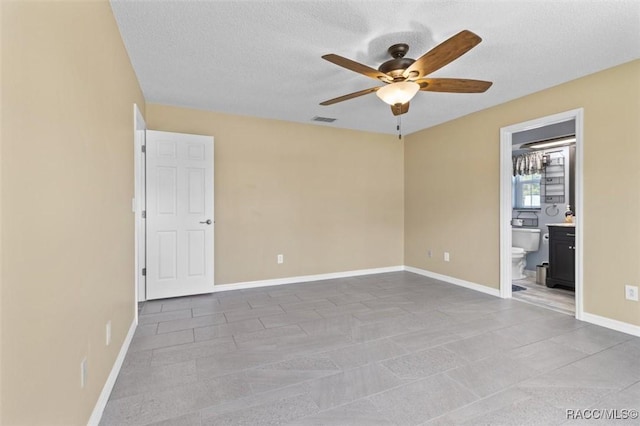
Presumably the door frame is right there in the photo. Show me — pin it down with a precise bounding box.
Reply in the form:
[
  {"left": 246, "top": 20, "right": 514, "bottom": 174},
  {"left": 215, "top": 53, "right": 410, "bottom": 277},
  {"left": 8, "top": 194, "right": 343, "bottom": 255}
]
[
  {"left": 499, "top": 108, "right": 584, "bottom": 320},
  {"left": 133, "top": 104, "right": 147, "bottom": 310}
]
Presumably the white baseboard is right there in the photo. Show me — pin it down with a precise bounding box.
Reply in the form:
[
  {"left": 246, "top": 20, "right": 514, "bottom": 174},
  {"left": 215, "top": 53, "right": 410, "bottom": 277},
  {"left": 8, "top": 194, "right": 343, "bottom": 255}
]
[
  {"left": 213, "top": 265, "right": 404, "bottom": 293},
  {"left": 87, "top": 319, "right": 137, "bottom": 426},
  {"left": 404, "top": 266, "right": 501, "bottom": 297},
  {"left": 581, "top": 312, "right": 640, "bottom": 337}
]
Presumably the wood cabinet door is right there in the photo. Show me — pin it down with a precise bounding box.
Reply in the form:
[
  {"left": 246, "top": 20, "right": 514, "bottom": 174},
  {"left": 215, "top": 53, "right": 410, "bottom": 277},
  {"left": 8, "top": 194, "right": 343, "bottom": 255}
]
[{"left": 549, "top": 238, "right": 575, "bottom": 283}]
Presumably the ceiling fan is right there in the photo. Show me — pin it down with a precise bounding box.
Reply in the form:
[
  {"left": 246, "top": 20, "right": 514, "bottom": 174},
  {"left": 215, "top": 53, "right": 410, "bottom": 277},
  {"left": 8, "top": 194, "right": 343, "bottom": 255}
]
[{"left": 320, "top": 30, "right": 492, "bottom": 116}]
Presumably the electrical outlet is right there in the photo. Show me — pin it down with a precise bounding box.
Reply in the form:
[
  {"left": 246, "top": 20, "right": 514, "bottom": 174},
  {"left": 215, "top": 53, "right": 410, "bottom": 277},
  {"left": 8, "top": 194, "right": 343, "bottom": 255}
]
[
  {"left": 277, "top": 254, "right": 284, "bottom": 264},
  {"left": 80, "top": 357, "right": 88, "bottom": 389},
  {"left": 106, "top": 320, "right": 112, "bottom": 346},
  {"left": 625, "top": 285, "right": 639, "bottom": 301},
  {"left": 427, "top": 249, "right": 432, "bottom": 258},
  {"left": 444, "top": 252, "right": 450, "bottom": 262}
]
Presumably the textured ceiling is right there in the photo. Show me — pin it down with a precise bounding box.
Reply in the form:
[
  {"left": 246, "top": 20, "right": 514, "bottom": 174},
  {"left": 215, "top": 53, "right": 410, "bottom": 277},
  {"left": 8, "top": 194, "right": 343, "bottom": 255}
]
[{"left": 111, "top": 0, "right": 640, "bottom": 135}]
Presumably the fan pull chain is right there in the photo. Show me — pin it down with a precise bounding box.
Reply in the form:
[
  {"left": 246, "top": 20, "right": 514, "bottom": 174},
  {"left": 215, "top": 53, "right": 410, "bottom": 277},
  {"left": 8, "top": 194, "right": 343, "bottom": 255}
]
[{"left": 397, "top": 115, "right": 402, "bottom": 140}]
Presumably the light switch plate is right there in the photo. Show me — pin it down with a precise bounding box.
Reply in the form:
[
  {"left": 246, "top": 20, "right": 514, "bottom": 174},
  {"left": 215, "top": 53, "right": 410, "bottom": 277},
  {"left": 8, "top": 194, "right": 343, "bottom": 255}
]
[
  {"left": 625, "top": 285, "right": 638, "bottom": 301},
  {"left": 80, "top": 358, "right": 88, "bottom": 389}
]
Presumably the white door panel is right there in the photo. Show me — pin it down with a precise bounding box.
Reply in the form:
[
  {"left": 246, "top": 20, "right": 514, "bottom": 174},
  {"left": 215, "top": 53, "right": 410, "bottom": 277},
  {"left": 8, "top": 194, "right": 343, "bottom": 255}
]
[
  {"left": 134, "top": 104, "right": 146, "bottom": 305},
  {"left": 146, "top": 130, "right": 214, "bottom": 300}
]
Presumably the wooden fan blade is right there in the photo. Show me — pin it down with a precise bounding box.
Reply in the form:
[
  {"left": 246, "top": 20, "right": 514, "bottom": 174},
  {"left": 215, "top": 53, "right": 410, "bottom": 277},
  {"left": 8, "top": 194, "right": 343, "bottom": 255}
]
[
  {"left": 391, "top": 102, "right": 410, "bottom": 116},
  {"left": 417, "top": 78, "right": 492, "bottom": 93},
  {"left": 322, "top": 54, "right": 391, "bottom": 82},
  {"left": 320, "top": 87, "right": 381, "bottom": 106},
  {"left": 403, "top": 30, "right": 482, "bottom": 79}
]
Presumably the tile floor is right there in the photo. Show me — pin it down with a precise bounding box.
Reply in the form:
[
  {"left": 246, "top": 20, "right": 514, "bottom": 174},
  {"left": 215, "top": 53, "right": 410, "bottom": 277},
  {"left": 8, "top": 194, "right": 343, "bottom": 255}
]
[
  {"left": 101, "top": 272, "right": 640, "bottom": 425},
  {"left": 512, "top": 275, "right": 575, "bottom": 316}
]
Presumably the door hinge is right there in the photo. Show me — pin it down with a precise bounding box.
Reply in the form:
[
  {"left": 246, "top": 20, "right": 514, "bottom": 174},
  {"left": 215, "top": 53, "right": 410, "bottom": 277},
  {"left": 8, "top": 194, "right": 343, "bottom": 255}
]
[
  {"left": 141, "top": 145, "right": 146, "bottom": 153},
  {"left": 142, "top": 210, "right": 146, "bottom": 219},
  {"left": 142, "top": 268, "right": 146, "bottom": 276}
]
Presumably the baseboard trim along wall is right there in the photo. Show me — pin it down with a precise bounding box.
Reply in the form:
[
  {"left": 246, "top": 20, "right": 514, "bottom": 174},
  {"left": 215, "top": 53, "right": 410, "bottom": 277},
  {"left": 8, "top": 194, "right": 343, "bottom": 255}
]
[
  {"left": 213, "top": 265, "right": 405, "bottom": 293},
  {"left": 88, "top": 319, "right": 137, "bottom": 426},
  {"left": 215, "top": 265, "right": 500, "bottom": 296},
  {"left": 404, "top": 266, "right": 501, "bottom": 297},
  {"left": 581, "top": 312, "right": 640, "bottom": 338}
]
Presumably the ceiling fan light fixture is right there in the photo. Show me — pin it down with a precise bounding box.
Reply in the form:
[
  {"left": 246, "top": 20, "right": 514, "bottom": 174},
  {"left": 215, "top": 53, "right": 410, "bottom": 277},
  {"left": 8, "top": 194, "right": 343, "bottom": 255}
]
[
  {"left": 319, "top": 31, "right": 490, "bottom": 116},
  {"left": 376, "top": 81, "right": 420, "bottom": 106}
]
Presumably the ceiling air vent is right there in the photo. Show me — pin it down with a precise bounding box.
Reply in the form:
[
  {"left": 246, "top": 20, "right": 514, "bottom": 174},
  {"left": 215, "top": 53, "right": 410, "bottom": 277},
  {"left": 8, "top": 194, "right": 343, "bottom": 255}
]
[{"left": 311, "top": 116, "right": 337, "bottom": 123}]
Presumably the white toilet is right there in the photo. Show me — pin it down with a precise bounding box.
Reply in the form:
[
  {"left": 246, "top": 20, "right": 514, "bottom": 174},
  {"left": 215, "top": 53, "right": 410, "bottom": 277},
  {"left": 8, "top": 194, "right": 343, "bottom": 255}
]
[{"left": 512, "top": 228, "right": 541, "bottom": 280}]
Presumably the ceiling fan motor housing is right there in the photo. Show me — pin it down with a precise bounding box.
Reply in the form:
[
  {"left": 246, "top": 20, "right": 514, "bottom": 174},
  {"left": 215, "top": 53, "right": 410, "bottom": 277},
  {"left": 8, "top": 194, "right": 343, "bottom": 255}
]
[{"left": 378, "top": 43, "right": 415, "bottom": 79}]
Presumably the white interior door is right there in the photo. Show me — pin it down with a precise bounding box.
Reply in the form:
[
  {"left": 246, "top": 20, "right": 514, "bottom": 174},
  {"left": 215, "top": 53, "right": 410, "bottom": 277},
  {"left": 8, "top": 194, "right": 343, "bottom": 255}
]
[
  {"left": 146, "top": 130, "right": 214, "bottom": 300},
  {"left": 134, "top": 104, "right": 146, "bottom": 304}
]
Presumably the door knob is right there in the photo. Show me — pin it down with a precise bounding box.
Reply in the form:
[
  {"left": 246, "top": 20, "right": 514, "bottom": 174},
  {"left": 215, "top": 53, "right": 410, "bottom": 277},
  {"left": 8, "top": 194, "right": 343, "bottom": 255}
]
[{"left": 200, "top": 219, "right": 212, "bottom": 225}]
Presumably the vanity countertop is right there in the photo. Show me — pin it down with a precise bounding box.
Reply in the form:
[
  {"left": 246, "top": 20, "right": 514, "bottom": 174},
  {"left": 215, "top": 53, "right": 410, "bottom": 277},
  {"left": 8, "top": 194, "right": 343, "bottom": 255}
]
[{"left": 547, "top": 223, "right": 575, "bottom": 227}]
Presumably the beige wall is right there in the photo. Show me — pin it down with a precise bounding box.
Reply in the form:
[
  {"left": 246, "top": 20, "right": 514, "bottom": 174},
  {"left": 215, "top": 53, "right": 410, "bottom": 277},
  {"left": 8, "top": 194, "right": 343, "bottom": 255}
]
[
  {"left": 146, "top": 104, "right": 404, "bottom": 285},
  {"left": 405, "top": 59, "right": 640, "bottom": 326},
  {"left": 1, "top": 2, "right": 144, "bottom": 424}
]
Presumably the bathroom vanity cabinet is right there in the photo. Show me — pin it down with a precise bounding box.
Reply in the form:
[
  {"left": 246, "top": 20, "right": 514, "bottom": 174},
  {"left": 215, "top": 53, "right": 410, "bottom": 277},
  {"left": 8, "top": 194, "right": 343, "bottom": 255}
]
[{"left": 546, "top": 224, "right": 575, "bottom": 289}]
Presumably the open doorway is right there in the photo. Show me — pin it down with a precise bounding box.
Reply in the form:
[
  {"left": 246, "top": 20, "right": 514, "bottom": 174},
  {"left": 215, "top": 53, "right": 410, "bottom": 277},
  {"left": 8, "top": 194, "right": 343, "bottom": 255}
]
[
  {"left": 511, "top": 122, "right": 575, "bottom": 315},
  {"left": 499, "top": 109, "right": 584, "bottom": 320}
]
